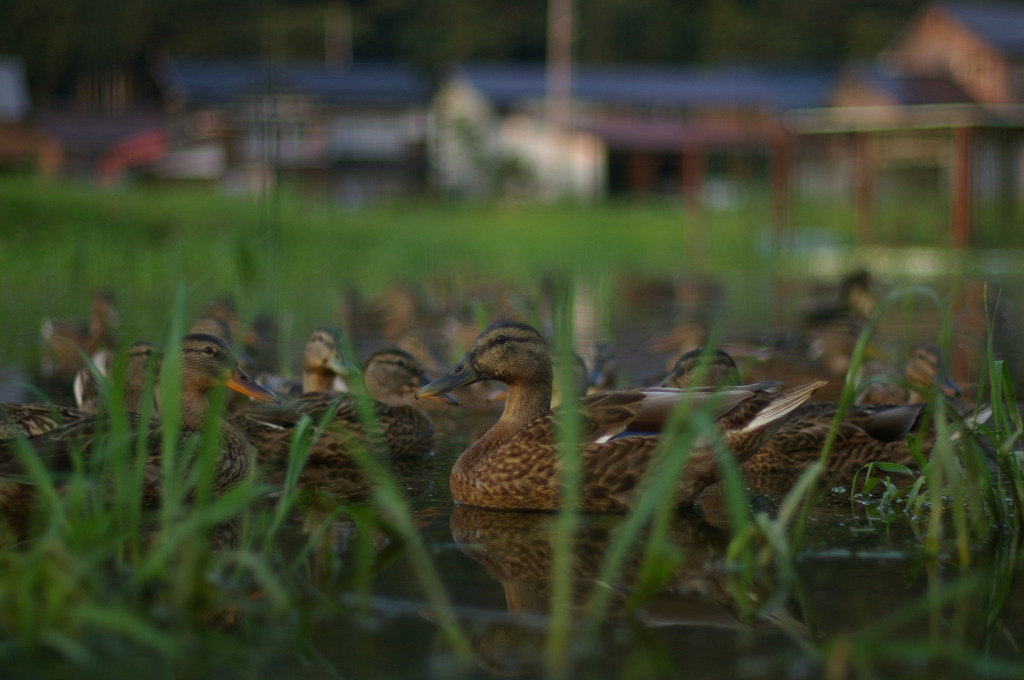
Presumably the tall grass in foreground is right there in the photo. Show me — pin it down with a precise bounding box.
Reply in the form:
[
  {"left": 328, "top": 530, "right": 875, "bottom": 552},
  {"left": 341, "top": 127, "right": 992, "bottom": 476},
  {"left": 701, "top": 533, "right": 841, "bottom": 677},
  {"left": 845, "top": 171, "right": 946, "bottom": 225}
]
[
  {"left": 6, "top": 175, "right": 1024, "bottom": 676},
  {"left": 2, "top": 279, "right": 1024, "bottom": 679},
  {"left": 529, "top": 281, "right": 1024, "bottom": 677},
  {"left": 0, "top": 300, "right": 349, "bottom": 677}
]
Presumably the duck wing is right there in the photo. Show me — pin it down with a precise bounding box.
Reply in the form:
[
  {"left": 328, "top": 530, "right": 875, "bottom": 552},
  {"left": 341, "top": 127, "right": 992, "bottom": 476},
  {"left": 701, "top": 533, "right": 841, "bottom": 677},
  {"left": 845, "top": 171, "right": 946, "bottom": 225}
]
[{"left": 578, "top": 381, "right": 783, "bottom": 442}]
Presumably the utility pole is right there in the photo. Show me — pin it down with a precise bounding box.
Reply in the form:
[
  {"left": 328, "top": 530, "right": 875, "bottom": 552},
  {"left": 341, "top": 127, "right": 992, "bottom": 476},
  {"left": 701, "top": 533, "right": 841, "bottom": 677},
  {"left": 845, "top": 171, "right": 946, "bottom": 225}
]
[{"left": 546, "top": 0, "right": 573, "bottom": 129}]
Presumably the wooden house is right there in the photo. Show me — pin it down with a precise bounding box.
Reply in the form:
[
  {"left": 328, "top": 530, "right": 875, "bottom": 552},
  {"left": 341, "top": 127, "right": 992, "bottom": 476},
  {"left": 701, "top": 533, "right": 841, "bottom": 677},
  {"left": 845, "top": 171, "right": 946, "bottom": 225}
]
[
  {"left": 155, "top": 58, "right": 433, "bottom": 202},
  {"left": 788, "top": 2, "right": 1024, "bottom": 246},
  {"left": 433, "top": 62, "right": 833, "bottom": 214},
  {"left": 0, "top": 56, "right": 57, "bottom": 175}
]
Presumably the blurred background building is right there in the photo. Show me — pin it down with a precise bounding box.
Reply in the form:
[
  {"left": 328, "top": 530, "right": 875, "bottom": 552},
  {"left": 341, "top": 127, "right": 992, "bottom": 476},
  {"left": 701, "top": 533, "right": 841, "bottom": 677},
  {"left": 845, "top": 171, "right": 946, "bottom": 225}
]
[{"left": 1, "top": 1, "right": 1023, "bottom": 243}]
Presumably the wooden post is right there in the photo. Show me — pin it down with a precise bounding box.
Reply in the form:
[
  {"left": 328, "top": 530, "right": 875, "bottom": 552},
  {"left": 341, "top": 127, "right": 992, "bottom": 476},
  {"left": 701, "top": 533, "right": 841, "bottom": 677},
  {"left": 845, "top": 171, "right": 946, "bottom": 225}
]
[
  {"left": 681, "top": 144, "right": 704, "bottom": 212},
  {"left": 854, "top": 132, "right": 875, "bottom": 244},
  {"left": 951, "top": 126, "right": 973, "bottom": 248},
  {"left": 771, "top": 135, "right": 792, "bottom": 244},
  {"left": 627, "top": 153, "right": 657, "bottom": 195}
]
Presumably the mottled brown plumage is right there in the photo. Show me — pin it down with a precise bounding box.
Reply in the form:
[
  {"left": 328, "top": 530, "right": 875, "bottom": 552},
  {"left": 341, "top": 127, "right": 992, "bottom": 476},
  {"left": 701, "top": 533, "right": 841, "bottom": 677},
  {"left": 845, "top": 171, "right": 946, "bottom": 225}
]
[
  {"left": 40, "top": 290, "right": 122, "bottom": 381},
  {"left": 0, "top": 403, "right": 88, "bottom": 439},
  {"left": 232, "top": 347, "right": 448, "bottom": 465},
  {"left": 667, "top": 347, "right": 954, "bottom": 481},
  {"left": 856, "top": 344, "right": 961, "bottom": 406},
  {"left": 743, "top": 402, "right": 935, "bottom": 478},
  {"left": 73, "top": 341, "right": 163, "bottom": 414},
  {"left": 417, "top": 321, "right": 824, "bottom": 512},
  {"left": 2, "top": 342, "right": 162, "bottom": 438},
  {"left": 0, "top": 333, "right": 278, "bottom": 511}
]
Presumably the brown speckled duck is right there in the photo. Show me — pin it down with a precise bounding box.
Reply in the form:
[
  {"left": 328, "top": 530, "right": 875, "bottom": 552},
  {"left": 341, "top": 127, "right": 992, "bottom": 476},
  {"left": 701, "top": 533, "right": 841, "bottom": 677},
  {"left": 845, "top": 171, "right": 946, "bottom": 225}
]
[
  {"left": 744, "top": 401, "right": 935, "bottom": 479},
  {"left": 40, "top": 290, "right": 122, "bottom": 381},
  {"left": 416, "top": 321, "right": 824, "bottom": 512},
  {"left": 855, "top": 344, "right": 961, "bottom": 406},
  {"left": 231, "top": 347, "right": 451, "bottom": 465},
  {"left": 256, "top": 327, "right": 351, "bottom": 400},
  {"left": 0, "top": 333, "right": 278, "bottom": 510},
  {"left": 0, "top": 402, "right": 88, "bottom": 439},
  {"left": 666, "top": 348, "right": 958, "bottom": 482},
  {"left": 661, "top": 348, "right": 741, "bottom": 389},
  {"left": 1, "top": 341, "right": 162, "bottom": 438},
  {"left": 73, "top": 341, "right": 163, "bottom": 414}
]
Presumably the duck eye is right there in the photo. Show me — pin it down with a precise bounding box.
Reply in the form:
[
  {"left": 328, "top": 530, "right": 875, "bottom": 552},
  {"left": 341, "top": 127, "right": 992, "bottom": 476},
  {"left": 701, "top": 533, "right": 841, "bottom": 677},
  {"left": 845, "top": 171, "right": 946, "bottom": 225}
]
[
  {"left": 203, "top": 346, "right": 216, "bottom": 356},
  {"left": 494, "top": 335, "right": 509, "bottom": 345}
]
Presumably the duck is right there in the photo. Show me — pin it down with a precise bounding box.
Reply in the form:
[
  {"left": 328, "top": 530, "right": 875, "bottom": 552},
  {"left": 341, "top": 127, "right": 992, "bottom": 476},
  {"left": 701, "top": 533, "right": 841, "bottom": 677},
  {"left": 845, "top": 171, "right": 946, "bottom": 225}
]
[
  {"left": 0, "top": 333, "right": 278, "bottom": 510},
  {"left": 73, "top": 341, "right": 163, "bottom": 414},
  {"left": 415, "top": 321, "right": 824, "bottom": 512},
  {"left": 743, "top": 401, "right": 938, "bottom": 479},
  {"left": 0, "top": 402, "right": 88, "bottom": 439},
  {"left": 255, "top": 327, "right": 351, "bottom": 400},
  {"left": 736, "top": 315, "right": 881, "bottom": 403},
  {"left": 801, "top": 268, "right": 876, "bottom": 337},
  {"left": 663, "top": 348, "right": 961, "bottom": 482},
  {"left": 231, "top": 347, "right": 453, "bottom": 465},
  {"left": 661, "top": 348, "right": 741, "bottom": 389},
  {"left": 855, "top": 344, "right": 962, "bottom": 406},
  {"left": 1, "top": 341, "right": 163, "bottom": 439},
  {"left": 40, "top": 290, "right": 122, "bottom": 381}
]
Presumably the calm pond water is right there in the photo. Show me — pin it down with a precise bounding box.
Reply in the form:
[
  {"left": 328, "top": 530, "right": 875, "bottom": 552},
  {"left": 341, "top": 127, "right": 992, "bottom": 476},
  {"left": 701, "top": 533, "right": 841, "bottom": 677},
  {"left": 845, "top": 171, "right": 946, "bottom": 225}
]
[
  {"left": 268, "top": 265, "right": 1024, "bottom": 679},
  {"left": 255, "top": 405, "right": 1024, "bottom": 680},
  {"left": 5, "top": 265, "right": 1024, "bottom": 678}
]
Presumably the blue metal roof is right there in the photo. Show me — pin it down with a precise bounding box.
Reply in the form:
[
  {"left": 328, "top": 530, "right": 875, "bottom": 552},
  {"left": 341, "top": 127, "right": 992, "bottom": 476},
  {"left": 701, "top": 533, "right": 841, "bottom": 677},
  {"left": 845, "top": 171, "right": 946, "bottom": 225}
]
[
  {"left": 0, "top": 55, "right": 31, "bottom": 121},
  {"left": 940, "top": 2, "right": 1024, "bottom": 55},
  {"left": 451, "top": 62, "right": 836, "bottom": 112},
  {"left": 159, "top": 58, "right": 433, "bottom": 106}
]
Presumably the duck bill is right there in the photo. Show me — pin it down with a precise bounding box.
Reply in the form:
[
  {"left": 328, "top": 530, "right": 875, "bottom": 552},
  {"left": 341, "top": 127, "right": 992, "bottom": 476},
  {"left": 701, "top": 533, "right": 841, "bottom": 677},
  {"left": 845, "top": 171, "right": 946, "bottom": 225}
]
[
  {"left": 938, "top": 371, "right": 963, "bottom": 400},
  {"left": 416, "top": 359, "right": 481, "bottom": 399},
  {"left": 227, "top": 366, "right": 280, "bottom": 403},
  {"left": 421, "top": 391, "right": 460, "bottom": 406},
  {"left": 412, "top": 370, "right": 459, "bottom": 405},
  {"left": 327, "top": 353, "right": 351, "bottom": 378}
]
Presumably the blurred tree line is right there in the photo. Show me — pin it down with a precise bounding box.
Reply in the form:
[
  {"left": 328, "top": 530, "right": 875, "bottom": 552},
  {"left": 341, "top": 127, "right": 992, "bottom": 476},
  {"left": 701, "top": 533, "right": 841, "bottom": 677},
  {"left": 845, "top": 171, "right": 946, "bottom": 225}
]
[{"left": 1, "top": 0, "right": 926, "bottom": 105}]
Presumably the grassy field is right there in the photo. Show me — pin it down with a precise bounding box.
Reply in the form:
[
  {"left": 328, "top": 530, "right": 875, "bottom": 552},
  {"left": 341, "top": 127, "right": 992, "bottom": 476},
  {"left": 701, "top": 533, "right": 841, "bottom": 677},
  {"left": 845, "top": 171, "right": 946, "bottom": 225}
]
[
  {"left": 1, "top": 174, "right": 826, "bottom": 367},
  {"left": 3, "top": 173, "right": 1010, "bottom": 369}
]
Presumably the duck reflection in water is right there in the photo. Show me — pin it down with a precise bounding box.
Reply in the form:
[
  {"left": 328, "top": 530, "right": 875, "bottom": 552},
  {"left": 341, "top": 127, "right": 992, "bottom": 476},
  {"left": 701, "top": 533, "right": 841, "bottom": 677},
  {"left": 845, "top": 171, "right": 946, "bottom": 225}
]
[{"left": 447, "top": 505, "right": 805, "bottom": 676}]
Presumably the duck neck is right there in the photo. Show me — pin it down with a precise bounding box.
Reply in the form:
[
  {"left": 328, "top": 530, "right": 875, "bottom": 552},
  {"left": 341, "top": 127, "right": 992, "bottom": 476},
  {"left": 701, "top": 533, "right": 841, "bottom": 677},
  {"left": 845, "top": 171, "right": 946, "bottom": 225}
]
[
  {"left": 373, "top": 390, "right": 414, "bottom": 409},
  {"left": 303, "top": 369, "right": 335, "bottom": 393},
  {"left": 179, "top": 387, "right": 211, "bottom": 432},
  {"left": 464, "top": 376, "right": 552, "bottom": 460}
]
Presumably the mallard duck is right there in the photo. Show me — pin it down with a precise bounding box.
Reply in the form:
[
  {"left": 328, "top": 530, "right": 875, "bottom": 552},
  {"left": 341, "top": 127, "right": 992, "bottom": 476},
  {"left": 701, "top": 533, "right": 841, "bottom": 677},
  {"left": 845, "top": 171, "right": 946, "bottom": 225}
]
[
  {"left": 661, "top": 348, "right": 741, "bottom": 389},
  {"left": 73, "top": 341, "right": 163, "bottom": 414},
  {"left": 40, "top": 290, "right": 122, "bottom": 381},
  {"left": 744, "top": 401, "right": 937, "bottom": 478},
  {"left": 0, "top": 402, "right": 88, "bottom": 439},
  {"left": 856, "top": 344, "right": 961, "bottom": 406},
  {"left": 2, "top": 341, "right": 163, "bottom": 439},
  {"left": 415, "top": 321, "right": 824, "bottom": 512},
  {"left": 664, "top": 346, "right": 956, "bottom": 481},
  {"left": 801, "top": 268, "right": 876, "bottom": 335},
  {"left": 231, "top": 347, "right": 452, "bottom": 465},
  {"left": 256, "top": 327, "right": 351, "bottom": 399},
  {"left": 737, "top": 315, "right": 881, "bottom": 403},
  {"left": 0, "top": 333, "right": 278, "bottom": 510}
]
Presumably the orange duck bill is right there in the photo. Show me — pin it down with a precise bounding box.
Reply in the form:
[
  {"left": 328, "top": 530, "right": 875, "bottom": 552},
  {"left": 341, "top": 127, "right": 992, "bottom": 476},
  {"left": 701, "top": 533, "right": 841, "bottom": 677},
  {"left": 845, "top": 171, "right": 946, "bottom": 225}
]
[{"left": 227, "top": 366, "right": 280, "bottom": 404}]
